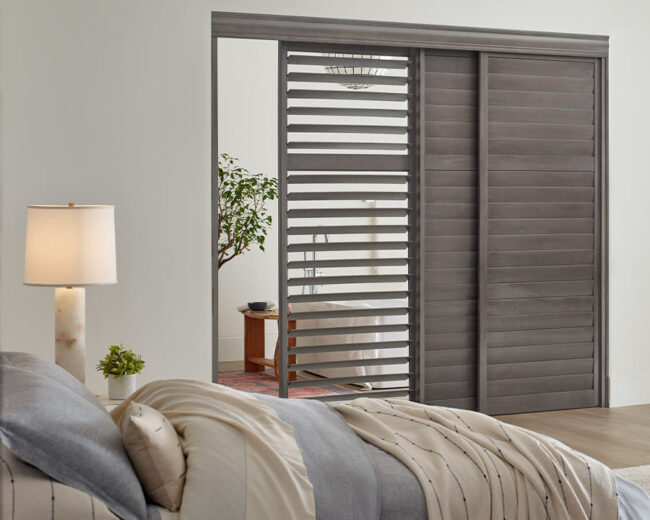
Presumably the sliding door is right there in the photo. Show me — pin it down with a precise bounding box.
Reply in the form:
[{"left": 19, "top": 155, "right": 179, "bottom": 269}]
[
  {"left": 481, "top": 54, "right": 601, "bottom": 414},
  {"left": 277, "top": 42, "right": 420, "bottom": 400},
  {"left": 275, "top": 40, "right": 603, "bottom": 413},
  {"left": 422, "top": 51, "right": 603, "bottom": 414},
  {"left": 422, "top": 51, "right": 480, "bottom": 409}
]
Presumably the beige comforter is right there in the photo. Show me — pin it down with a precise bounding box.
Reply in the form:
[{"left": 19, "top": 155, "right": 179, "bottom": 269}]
[
  {"left": 111, "top": 379, "right": 315, "bottom": 520},
  {"left": 334, "top": 398, "right": 619, "bottom": 520}
]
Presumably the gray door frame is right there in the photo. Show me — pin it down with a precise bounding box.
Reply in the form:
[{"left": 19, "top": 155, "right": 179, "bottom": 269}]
[{"left": 210, "top": 11, "right": 609, "bottom": 407}]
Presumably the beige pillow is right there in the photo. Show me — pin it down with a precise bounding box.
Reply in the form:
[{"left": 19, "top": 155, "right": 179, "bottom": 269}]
[{"left": 120, "top": 401, "right": 186, "bottom": 511}]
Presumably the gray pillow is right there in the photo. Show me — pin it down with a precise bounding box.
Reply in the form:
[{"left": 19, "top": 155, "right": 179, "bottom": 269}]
[{"left": 0, "top": 352, "right": 147, "bottom": 520}]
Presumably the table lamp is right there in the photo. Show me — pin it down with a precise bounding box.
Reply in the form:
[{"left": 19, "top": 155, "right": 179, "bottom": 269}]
[{"left": 24, "top": 204, "right": 117, "bottom": 383}]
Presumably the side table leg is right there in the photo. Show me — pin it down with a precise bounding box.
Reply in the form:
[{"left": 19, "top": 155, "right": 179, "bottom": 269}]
[{"left": 244, "top": 315, "right": 264, "bottom": 372}]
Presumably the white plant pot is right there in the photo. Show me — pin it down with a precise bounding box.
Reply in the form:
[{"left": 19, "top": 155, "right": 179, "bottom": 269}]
[{"left": 108, "top": 374, "right": 137, "bottom": 400}]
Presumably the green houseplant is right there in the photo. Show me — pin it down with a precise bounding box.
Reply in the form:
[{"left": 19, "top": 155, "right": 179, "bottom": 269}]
[
  {"left": 217, "top": 153, "right": 278, "bottom": 269},
  {"left": 96, "top": 344, "right": 145, "bottom": 399}
]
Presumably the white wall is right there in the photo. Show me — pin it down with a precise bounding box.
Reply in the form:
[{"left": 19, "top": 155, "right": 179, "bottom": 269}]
[
  {"left": 217, "top": 38, "right": 279, "bottom": 362},
  {"left": 1, "top": 0, "right": 649, "bottom": 405}
]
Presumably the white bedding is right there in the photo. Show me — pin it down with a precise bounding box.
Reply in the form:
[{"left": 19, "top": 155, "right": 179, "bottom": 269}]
[
  {"left": 111, "top": 379, "right": 316, "bottom": 520},
  {"left": 293, "top": 301, "right": 409, "bottom": 388}
]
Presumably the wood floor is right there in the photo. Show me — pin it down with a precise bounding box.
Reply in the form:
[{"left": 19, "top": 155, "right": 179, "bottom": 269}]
[{"left": 497, "top": 405, "right": 650, "bottom": 469}]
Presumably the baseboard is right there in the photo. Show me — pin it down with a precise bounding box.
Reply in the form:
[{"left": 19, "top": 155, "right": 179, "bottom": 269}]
[{"left": 609, "top": 373, "right": 650, "bottom": 407}]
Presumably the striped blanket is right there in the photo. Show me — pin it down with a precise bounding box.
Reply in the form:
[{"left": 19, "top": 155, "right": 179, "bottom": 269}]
[{"left": 334, "top": 398, "right": 619, "bottom": 520}]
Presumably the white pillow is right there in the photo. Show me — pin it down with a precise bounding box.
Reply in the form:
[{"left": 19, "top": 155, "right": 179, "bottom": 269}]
[{"left": 120, "top": 401, "right": 186, "bottom": 511}]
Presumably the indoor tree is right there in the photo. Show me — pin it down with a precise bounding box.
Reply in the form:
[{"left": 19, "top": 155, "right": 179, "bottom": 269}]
[{"left": 217, "top": 153, "right": 278, "bottom": 269}]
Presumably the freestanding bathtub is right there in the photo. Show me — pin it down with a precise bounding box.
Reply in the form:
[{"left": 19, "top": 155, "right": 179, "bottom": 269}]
[{"left": 292, "top": 300, "right": 409, "bottom": 389}]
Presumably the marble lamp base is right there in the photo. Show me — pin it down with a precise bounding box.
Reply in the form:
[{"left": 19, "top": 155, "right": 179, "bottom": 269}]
[{"left": 55, "top": 287, "right": 86, "bottom": 383}]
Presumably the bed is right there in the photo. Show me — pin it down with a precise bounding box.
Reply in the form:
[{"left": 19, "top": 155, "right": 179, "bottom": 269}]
[{"left": 1, "top": 351, "right": 649, "bottom": 520}]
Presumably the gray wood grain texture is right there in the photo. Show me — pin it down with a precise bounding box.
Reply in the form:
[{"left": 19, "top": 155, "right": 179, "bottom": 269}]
[
  {"left": 422, "top": 51, "right": 479, "bottom": 410},
  {"left": 488, "top": 106, "right": 593, "bottom": 124},
  {"left": 488, "top": 342, "right": 594, "bottom": 364},
  {"left": 288, "top": 291, "right": 409, "bottom": 303},
  {"left": 488, "top": 374, "right": 594, "bottom": 398},
  {"left": 426, "top": 347, "right": 475, "bottom": 366},
  {"left": 489, "top": 171, "right": 594, "bottom": 187},
  {"left": 487, "top": 296, "right": 594, "bottom": 316},
  {"left": 488, "top": 74, "right": 594, "bottom": 93},
  {"left": 488, "top": 358, "right": 594, "bottom": 380},
  {"left": 288, "top": 258, "right": 408, "bottom": 269},
  {"left": 211, "top": 36, "right": 219, "bottom": 383},
  {"left": 287, "top": 107, "right": 408, "bottom": 118},
  {"left": 287, "top": 55, "right": 409, "bottom": 68},
  {"left": 287, "top": 141, "right": 408, "bottom": 150},
  {"left": 288, "top": 224, "right": 408, "bottom": 235},
  {"left": 287, "top": 153, "right": 409, "bottom": 171},
  {"left": 411, "top": 48, "right": 425, "bottom": 402},
  {"left": 278, "top": 42, "right": 289, "bottom": 397},
  {"left": 289, "top": 307, "right": 409, "bottom": 320},
  {"left": 288, "top": 274, "right": 408, "bottom": 286},
  {"left": 288, "top": 174, "right": 408, "bottom": 184},
  {"left": 488, "top": 123, "right": 594, "bottom": 140},
  {"left": 487, "top": 390, "right": 595, "bottom": 415},
  {"left": 424, "top": 235, "right": 476, "bottom": 252},
  {"left": 489, "top": 218, "right": 594, "bottom": 234},
  {"left": 488, "top": 265, "right": 594, "bottom": 283},
  {"left": 288, "top": 241, "right": 408, "bottom": 252},
  {"left": 478, "top": 52, "right": 490, "bottom": 412},
  {"left": 288, "top": 124, "right": 408, "bottom": 134},
  {"left": 484, "top": 54, "right": 600, "bottom": 413},
  {"left": 287, "top": 191, "right": 408, "bottom": 201},
  {"left": 287, "top": 72, "right": 409, "bottom": 85},
  {"left": 488, "top": 233, "right": 594, "bottom": 250},
  {"left": 288, "top": 89, "right": 408, "bottom": 101},
  {"left": 212, "top": 12, "right": 608, "bottom": 57},
  {"left": 288, "top": 207, "right": 408, "bottom": 218}
]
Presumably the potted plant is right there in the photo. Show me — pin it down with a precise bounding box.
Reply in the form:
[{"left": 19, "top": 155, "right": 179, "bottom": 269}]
[
  {"left": 96, "top": 344, "right": 145, "bottom": 399},
  {"left": 217, "top": 153, "right": 278, "bottom": 269}
]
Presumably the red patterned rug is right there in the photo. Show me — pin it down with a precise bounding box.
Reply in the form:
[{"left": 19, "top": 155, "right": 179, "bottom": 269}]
[{"left": 219, "top": 369, "right": 350, "bottom": 398}]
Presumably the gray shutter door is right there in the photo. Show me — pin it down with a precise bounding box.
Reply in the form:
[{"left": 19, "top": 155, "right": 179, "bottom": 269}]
[
  {"left": 278, "top": 42, "right": 418, "bottom": 400},
  {"left": 422, "top": 51, "right": 479, "bottom": 409},
  {"left": 482, "top": 55, "right": 600, "bottom": 414}
]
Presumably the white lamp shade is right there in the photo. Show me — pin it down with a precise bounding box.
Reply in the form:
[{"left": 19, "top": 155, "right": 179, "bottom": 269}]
[{"left": 24, "top": 205, "right": 117, "bottom": 286}]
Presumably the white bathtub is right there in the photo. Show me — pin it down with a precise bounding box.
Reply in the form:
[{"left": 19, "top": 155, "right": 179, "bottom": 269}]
[{"left": 292, "top": 300, "right": 410, "bottom": 389}]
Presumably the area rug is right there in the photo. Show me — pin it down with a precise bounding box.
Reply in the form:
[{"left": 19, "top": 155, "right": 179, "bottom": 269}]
[
  {"left": 614, "top": 466, "right": 650, "bottom": 494},
  {"left": 219, "top": 369, "right": 350, "bottom": 398}
]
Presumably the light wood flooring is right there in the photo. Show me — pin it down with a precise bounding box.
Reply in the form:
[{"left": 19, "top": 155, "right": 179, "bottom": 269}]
[{"left": 497, "top": 405, "right": 650, "bottom": 469}]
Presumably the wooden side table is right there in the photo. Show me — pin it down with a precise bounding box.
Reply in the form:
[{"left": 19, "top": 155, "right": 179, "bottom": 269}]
[{"left": 239, "top": 309, "right": 296, "bottom": 382}]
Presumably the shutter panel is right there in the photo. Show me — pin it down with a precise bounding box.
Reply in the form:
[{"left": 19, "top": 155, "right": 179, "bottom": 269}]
[
  {"left": 278, "top": 42, "right": 418, "bottom": 400},
  {"left": 482, "top": 55, "right": 599, "bottom": 415},
  {"left": 422, "top": 51, "right": 479, "bottom": 409}
]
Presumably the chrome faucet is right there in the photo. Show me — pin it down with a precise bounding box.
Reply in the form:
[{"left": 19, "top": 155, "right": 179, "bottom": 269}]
[{"left": 302, "top": 232, "right": 328, "bottom": 294}]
